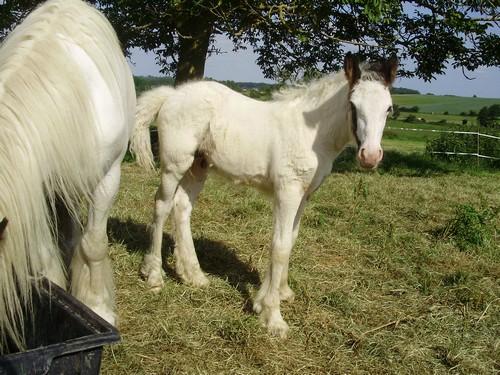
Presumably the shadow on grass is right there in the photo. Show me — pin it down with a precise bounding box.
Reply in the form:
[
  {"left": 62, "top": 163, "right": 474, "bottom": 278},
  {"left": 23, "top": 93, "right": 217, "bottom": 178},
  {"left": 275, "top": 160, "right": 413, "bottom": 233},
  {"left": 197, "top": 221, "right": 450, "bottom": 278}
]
[
  {"left": 108, "top": 217, "right": 261, "bottom": 311},
  {"left": 378, "top": 150, "right": 456, "bottom": 175},
  {"left": 332, "top": 148, "right": 462, "bottom": 176}
]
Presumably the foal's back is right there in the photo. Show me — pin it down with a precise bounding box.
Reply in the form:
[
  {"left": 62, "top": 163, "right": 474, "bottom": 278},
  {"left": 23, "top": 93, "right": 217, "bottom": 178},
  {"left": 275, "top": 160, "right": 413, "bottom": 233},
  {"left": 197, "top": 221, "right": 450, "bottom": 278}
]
[{"left": 160, "top": 81, "right": 313, "bottom": 191}]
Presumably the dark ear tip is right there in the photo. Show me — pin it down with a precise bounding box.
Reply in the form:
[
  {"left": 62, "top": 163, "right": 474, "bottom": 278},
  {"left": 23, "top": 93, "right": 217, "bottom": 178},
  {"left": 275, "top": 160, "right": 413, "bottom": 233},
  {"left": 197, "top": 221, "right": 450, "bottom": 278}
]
[
  {"left": 0, "top": 217, "right": 8, "bottom": 239},
  {"left": 344, "top": 51, "right": 353, "bottom": 63},
  {"left": 387, "top": 53, "right": 398, "bottom": 67}
]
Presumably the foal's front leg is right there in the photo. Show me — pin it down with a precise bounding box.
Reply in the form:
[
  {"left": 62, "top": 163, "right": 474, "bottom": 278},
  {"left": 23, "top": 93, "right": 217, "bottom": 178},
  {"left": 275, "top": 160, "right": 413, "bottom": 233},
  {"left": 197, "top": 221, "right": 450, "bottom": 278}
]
[
  {"left": 278, "top": 197, "right": 308, "bottom": 303},
  {"left": 253, "top": 188, "right": 304, "bottom": 337}
]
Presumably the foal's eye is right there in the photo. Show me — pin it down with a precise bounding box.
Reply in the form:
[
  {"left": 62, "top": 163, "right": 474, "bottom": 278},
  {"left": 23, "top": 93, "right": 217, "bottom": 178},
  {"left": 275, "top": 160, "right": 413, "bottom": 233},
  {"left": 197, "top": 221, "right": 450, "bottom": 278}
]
[{"left": 350, "top": 102, "right": 356, "bottom": 112}]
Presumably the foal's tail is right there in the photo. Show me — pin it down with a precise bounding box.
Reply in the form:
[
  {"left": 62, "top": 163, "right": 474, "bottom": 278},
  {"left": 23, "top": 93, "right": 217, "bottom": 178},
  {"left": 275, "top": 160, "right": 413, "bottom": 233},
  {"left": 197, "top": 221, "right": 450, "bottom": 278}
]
[{"left": 130, "top": 86, "right": 175, "bottom": 171}]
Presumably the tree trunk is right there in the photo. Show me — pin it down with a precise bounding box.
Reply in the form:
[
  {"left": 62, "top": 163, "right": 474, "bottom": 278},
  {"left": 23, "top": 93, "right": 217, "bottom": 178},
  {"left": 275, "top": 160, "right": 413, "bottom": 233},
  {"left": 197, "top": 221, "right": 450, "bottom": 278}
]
[{"left": 175, "top": 18, "right": 214, "bottom": 85}]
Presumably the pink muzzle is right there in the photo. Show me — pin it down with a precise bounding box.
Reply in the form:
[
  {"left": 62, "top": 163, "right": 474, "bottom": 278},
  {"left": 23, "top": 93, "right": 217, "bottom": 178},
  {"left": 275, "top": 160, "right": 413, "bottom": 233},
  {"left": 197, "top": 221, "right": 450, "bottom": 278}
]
[{"left": 357, "top": 146, "right": 383, "bottom": 170}]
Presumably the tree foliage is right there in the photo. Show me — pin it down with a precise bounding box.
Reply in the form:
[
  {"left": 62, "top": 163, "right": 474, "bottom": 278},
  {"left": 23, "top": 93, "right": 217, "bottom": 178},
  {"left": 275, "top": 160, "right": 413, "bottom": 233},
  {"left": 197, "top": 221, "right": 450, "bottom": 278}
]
[
  {"left": 477, "top": 104, "right": 500, "bottom": 128},
  {"left": 1, "top": 0, "right": 499, "bottom": 84}
]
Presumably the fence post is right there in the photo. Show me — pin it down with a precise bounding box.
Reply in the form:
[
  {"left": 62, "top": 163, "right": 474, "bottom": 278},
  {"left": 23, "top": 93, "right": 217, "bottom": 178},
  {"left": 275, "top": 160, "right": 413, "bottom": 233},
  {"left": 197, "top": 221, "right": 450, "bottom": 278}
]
[{"left": 477, "top": 130, "right": 480, "bottom": 169}]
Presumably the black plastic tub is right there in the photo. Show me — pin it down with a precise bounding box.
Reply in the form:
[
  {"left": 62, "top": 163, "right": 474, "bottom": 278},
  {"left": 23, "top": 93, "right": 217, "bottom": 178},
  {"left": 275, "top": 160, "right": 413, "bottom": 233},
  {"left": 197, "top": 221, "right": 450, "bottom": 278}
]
[{"left": 0, "top": 278, "right": 120, "bottom": 375}]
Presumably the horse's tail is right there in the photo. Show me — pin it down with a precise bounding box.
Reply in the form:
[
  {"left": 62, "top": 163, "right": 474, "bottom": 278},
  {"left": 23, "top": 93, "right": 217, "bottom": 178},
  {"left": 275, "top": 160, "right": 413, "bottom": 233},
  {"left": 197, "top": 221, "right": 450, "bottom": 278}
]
[{"left": 130, "top": 86, "right": 175, "bottom": 171}]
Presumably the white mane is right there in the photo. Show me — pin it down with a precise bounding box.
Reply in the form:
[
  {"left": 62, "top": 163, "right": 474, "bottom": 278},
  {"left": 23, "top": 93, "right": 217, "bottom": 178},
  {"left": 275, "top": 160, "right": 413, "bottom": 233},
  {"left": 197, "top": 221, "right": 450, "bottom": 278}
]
[
  {"left": 272, "top": 62, "right": 389, "bottom": 107},
  {"left": 272, "top": 72, "right": 348, "bottom": 107}
]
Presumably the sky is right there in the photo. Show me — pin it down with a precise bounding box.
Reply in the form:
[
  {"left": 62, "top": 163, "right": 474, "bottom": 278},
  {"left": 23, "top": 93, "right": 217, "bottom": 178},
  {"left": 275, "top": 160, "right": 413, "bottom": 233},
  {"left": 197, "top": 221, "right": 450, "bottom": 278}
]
[{"left": 128, "top": 38, "right": 500, "bottom": 99}]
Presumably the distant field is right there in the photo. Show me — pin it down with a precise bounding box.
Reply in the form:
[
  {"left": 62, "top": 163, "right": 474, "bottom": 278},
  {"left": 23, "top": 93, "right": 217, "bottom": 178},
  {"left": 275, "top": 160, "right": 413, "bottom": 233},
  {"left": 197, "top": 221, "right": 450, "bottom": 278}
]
[
  {"left": 396, "top": 112, "right": 469, "bottom": 125},
  {"left": 392, "top": 94, "right": 499, "bottom": 115},
  {"left": 387, "top": 94, "right": 499, "bottom": 154}
]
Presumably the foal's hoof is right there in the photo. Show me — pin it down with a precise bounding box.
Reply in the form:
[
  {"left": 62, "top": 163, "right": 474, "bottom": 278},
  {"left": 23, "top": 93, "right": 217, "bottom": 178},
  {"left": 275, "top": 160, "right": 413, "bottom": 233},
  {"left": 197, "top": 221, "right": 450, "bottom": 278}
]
[
  {"left": 140, "top": 255, "right": 166, "bottom": 292},
  {"left": 191, "top": 273, "right": 210, "bottom": 287},
  {"left": 261, "top": 314, "right": 289, "bottom": 338},
  {"left": 253, "top": 302, "right": 289, "bottom": 338},
  {"left": 148, "top": 284, "right": 164, "bottom": 293},
  {"left": 253, "top": 301, "right": 263, "bottom": 314},
  {"left": 267, "top": 320, "right": 289, "bottom": 338},
  {"left": 178, "top": 269, "right": 210, "bottom": 287},
  {"left": 141, "top": 266, "right": 165, "bottom": 292},
  {"left": 144, "top": 270, "right": 165, "bottom": 291}
]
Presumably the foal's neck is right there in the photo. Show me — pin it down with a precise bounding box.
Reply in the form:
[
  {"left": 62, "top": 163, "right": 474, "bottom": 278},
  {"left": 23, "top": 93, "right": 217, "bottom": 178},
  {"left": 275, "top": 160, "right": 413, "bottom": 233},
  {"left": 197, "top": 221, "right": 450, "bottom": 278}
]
[{"left": 314, "top": 82, "right": 354, "bottom": 155}]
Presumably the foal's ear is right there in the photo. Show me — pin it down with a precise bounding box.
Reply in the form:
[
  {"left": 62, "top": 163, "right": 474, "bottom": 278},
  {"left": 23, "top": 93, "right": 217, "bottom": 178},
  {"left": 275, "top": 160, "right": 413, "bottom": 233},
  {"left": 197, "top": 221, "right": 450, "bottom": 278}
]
[
  {"left": 344, "top": 52, "right": 361, "bottom": 87},
  {"left": 0, "top": 217, "right": 8, "bottom": 240},
  {"left": 383, "top": 54, "right": 398, "bottom": 85}
]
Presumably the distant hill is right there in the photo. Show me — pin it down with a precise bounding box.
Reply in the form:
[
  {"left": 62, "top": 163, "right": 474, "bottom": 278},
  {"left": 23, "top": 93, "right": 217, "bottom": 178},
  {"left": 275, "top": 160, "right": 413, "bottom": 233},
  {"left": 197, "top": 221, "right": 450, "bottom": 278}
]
[{"left": 391, "top": 87, "right": 420, "bottom": 95}]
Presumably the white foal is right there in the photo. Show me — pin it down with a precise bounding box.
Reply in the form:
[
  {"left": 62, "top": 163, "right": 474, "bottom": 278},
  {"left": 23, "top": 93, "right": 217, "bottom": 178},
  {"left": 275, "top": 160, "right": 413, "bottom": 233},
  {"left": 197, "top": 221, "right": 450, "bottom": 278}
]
[{"left": 131, "top": 53, "right": 397, "bottom": 337}]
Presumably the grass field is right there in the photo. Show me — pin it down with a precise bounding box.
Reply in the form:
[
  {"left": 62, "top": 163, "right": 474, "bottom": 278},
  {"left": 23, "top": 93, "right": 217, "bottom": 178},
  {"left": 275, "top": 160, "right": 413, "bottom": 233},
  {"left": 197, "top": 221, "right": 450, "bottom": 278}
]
[
  {"left": 383, "top": 120, "right": 444, "bottom": 153},
  {"left": 392, "top": 94, "right": 499, "bottom": 115},
  {"left": 384, "top": 93, "right": 500, "bottom": 154},
  {"left": 100, "top": 158, "right": 499, "bottom": 374}
]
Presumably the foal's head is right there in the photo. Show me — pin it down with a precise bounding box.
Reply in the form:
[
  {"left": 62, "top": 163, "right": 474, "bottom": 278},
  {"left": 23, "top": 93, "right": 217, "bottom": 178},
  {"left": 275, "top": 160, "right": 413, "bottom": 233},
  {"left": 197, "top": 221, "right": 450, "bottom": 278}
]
[{"left": 344, "top": 53, "right": 398, "bottom": 170}]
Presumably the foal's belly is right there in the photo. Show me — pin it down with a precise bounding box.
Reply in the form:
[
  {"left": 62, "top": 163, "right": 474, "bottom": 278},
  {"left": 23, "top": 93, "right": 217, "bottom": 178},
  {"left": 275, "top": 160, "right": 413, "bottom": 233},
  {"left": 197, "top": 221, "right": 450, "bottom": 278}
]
[{"left": 209, "top": 147, "right": 273, "bottom": 192}]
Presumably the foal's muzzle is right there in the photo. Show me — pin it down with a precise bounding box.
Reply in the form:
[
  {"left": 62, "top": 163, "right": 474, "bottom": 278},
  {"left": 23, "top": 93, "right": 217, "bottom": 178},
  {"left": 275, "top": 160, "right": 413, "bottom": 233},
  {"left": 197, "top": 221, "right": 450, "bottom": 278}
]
[{"left": 357, "top": 146, "right": 383, "bottom": 170}]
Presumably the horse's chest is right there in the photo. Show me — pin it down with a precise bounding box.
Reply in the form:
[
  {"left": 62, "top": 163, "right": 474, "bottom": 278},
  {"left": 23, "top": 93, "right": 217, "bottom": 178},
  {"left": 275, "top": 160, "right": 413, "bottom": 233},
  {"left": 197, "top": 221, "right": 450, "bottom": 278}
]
[{"left": 291, "top": 151, "right": 333, "bottom": 195}]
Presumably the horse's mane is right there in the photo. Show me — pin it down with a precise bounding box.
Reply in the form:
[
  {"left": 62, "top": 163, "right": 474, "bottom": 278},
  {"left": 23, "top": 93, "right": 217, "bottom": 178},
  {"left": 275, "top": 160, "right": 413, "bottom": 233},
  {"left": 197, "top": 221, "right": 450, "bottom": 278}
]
[
  {"left": 0, "top": 0, "right": 127, "bottom": 104},
  {"left": 0, "top": 0, "right": 128, "bottom": 350},
  {"left": 272, "top": 72, "right": 347, "bottom": 104},
  {"left": 272, "top": 62, "right": 387, "bottom": 106}
]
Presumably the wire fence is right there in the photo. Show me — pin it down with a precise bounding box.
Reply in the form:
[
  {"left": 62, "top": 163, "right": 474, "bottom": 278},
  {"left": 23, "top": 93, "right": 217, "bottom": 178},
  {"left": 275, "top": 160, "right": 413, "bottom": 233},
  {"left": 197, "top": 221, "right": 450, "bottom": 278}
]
[{"left": 386, "top": 126, "right": 500, "bottom": 161}]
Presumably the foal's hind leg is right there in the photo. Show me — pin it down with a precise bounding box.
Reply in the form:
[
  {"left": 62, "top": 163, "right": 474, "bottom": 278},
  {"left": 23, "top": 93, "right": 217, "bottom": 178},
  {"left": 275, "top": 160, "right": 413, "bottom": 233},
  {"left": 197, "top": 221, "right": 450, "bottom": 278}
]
[
  {"left": 141, "top": 157, "right": 195, "bottom": 291},
  {"left": 172, "top": 158, "right": 208, "bottom": 286},
  {"left": 71, "top": 160, "right": 121, "bottom": 325}
]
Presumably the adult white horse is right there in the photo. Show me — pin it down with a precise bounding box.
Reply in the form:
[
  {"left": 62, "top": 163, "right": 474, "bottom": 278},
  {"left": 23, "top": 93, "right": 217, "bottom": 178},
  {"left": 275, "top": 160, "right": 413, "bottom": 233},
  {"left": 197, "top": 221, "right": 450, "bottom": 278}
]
[
  {"left": 131, "top": 53, "right": 397, "bottom": 337},
  {"left": 0, "top": 0, "right": 135, "bottom": 350}
]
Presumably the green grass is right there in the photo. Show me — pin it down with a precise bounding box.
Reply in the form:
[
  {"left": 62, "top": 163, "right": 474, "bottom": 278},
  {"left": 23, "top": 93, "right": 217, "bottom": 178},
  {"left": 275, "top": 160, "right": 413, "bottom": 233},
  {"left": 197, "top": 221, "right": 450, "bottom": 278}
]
[
  {"left": 384, "top": 112, "right": 498, "bottom": 157},
  {"left": 395, "top": 112, "right": 470, "bottom": 125},
  {"left": 383, "top": 121, "right": 441, "bottom": 153},
  {"left": 392, "top": 94, "right": 500, "bottom": 115},
  {"left": 100, "top": 161, "right": 499, "bottom": 374}
]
